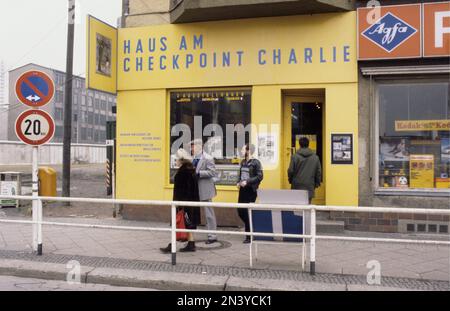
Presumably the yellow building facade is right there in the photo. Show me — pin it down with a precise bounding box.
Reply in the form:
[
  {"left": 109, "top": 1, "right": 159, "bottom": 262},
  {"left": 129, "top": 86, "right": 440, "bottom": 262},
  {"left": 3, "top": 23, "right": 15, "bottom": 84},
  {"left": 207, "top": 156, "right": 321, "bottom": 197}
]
[{"left": 102, "top": 12, "right": 359, "bottom": 220}]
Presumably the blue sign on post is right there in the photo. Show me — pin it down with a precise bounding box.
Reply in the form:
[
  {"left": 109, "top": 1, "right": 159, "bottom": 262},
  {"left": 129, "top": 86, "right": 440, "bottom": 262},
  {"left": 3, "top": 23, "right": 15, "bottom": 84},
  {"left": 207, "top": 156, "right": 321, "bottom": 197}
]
[{"left": 15, "top": 70, "right": 55, "bottom": 108}]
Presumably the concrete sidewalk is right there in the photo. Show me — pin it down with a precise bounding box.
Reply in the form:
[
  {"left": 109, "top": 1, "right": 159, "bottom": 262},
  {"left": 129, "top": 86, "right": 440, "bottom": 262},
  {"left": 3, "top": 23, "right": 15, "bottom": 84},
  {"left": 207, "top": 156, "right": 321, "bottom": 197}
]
[{"left": 0, "top": 216, "right": 449, "bottom": 290}]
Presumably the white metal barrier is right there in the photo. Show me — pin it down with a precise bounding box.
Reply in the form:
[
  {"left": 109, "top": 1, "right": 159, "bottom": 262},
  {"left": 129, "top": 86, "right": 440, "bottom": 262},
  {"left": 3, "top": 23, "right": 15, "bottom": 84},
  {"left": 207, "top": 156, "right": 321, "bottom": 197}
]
[{"left": 0, "top": 195, "right": 449, "bottom": 275}]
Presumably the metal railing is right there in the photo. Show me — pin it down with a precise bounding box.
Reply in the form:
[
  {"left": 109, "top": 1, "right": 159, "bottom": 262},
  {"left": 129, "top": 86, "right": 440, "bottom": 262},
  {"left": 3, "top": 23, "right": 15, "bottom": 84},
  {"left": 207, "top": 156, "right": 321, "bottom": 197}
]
[{"left": 0, "top": 195, "right": 449, "bottom": 275}]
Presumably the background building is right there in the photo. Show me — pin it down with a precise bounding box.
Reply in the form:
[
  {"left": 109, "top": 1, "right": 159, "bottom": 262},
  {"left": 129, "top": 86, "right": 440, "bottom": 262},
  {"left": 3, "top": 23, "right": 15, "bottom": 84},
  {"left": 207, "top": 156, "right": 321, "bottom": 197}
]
[
  {"left": 352, "top": 0, "right": 450, "bottom": 234},
  {"left": 8, "top": 63, "right": 116, "bottom": 144},
  {"left": 0, "top": 60, "right": 7, "bottom": 140},
  {"left": 0, "top": 105, "right": 7, "bottom": 141}
]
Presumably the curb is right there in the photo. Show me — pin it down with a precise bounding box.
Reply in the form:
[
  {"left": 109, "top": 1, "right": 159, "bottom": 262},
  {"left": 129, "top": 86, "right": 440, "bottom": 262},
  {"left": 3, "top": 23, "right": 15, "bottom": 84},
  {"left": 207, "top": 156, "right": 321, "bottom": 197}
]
[{"left": 0, "top": 259, "right": 442, "bottom": 291}]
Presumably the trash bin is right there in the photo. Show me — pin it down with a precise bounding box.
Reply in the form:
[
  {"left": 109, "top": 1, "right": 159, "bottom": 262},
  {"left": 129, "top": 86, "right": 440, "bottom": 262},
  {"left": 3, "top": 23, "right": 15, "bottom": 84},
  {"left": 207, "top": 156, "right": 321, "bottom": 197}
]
[
  {"left": 0, "top": 172, "right": 22, "bottom": 208},
  {"left": 38, "top": 167, "right": 57, "bottom": 197}
]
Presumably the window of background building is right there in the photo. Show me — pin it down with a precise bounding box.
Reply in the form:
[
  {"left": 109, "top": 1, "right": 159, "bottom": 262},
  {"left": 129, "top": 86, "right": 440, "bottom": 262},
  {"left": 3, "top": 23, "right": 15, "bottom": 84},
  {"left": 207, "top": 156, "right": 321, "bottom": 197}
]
[
  {"left": 55, "top": 126, "right": 63, "bottom": 138},
  {"left": 88, "top": 112, "right": 94, "bottom": 124},
  {"left": 169, "top": 89, "right": 251, "bottom": 185},
  {"left": 54, "top": 108, "right": 63, "bottom": 121},
  {"left": 100, "top": 115, "right": 106, "bottom": 125},
  {"left": 56, "top": 74, "right": 65, "bottom": 86},
  {"left": 55, "top": 91, "right": 64, "bottom": 103},
  {"left": 87, "top": 128, "right": 93, "bottom": 140},
  {"left": 377, "top": 80, "right": 450, "bottom": 191},
  {"left": 82, "top": 111, "right": 88, "bottom": 123},
  {"left": 81, "top": 128, "right": 87, "bottom": 141},
  {"left": 88, "top": 97, "right": 93, "bottom": 108}
]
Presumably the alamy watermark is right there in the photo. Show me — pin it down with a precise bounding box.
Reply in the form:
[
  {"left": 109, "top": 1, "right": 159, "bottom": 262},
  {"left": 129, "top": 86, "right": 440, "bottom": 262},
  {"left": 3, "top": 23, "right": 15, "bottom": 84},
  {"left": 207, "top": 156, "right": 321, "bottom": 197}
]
[
  {"left": 366, "top": 0, "right": 381, "bottom": 25},
  {"left": 66, "top": 260, "right": 81, "bottom": 285},
  {"left": 366, "top": 259, "right": 382, "bottom": 285},
  {"left": 171, "top": 118, "right": 280, "bottom": 170}
]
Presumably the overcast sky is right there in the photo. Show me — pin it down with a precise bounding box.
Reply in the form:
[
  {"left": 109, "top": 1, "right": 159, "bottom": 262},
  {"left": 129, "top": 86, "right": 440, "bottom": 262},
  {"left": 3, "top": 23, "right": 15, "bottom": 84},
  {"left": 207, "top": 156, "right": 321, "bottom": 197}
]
[{"left": 0, "top": 0, "right": 122, "bottom": 81}]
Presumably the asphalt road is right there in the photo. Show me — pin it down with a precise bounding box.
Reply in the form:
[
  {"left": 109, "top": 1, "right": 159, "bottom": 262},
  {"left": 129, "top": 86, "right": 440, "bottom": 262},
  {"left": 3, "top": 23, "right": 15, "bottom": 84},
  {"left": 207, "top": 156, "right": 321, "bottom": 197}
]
[{"left": 0, "top": 275, "right": 154, "bottom": 291}]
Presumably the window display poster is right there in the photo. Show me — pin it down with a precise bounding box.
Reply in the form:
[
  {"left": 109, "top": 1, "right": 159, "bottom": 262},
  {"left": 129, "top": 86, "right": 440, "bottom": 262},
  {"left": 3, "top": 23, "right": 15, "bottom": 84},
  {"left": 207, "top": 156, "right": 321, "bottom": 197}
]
[
  {"left": 410, "top": 155, "right": 435, "bottom": 189},
  {"left": 257, "top": 133, "right": 278, "bottom": 168},
  {"left": 442, "top": 137, "right": 450, "bottom": 164},
  {"left": 204, "top": 135, "right": 223, "bottom": 159},
  {"left": 331, "top": 134, "right": 353, "bottom": 164},
  {"left": 379, "top": 137, "right": 410, "bottom": 162}
]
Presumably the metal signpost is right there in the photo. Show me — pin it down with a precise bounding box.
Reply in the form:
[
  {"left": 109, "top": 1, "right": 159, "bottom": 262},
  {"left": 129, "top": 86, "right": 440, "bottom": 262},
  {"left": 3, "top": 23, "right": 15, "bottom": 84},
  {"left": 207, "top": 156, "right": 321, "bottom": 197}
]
[{"left": 14, "top": 70, "right": 55, "bottom": 255}]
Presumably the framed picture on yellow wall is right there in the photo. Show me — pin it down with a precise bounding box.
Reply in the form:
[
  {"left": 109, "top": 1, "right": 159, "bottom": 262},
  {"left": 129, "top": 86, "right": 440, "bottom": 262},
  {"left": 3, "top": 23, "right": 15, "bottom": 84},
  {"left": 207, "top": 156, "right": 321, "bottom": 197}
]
[{"left": 331, "top": 134, "right": 353, "bottom": 165}]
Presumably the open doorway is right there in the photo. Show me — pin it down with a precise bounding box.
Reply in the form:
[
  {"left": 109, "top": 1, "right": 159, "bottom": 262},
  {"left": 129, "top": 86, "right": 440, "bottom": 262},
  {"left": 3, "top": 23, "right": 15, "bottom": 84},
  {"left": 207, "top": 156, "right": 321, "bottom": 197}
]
[{"left": 283, "top": 93, "right": 325, "bottom": 205}]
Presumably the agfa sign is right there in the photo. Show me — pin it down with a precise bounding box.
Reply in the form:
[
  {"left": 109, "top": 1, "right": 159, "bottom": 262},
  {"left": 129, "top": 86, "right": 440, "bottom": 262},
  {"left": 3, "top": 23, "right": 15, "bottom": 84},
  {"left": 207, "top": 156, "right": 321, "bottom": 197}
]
[
  {"left": 358, "top": 2, "right": 450, "bottom": 60},
  {"left": 362, "top": 12, "right": 418, "bottom": 53}
]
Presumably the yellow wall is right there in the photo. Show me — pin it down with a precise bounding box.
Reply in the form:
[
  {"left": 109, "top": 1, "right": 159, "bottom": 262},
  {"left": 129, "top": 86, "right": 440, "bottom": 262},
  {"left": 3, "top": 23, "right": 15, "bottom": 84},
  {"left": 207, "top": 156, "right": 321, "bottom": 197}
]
[
  {"left": 116, "top": 89, "right": 170, "bottom": 200},
  {"left": 324, "top": 83, "right": 359, "bottom": 206},
  {"left": 115, "top": 12, "right": 359, "bottom": 207},
  {"left": 117, "top": 82, "right": 359, "bottom": 207}
]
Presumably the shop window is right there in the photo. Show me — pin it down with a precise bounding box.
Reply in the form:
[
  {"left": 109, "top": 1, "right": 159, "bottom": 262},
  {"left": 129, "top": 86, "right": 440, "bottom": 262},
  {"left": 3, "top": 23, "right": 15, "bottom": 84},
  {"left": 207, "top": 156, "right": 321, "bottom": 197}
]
[
  {"left": 169, "top": 89, "right": 251, "bottom": 186},
  {"left": 378, "top": 81, "right": 450, "bottom": 191}
]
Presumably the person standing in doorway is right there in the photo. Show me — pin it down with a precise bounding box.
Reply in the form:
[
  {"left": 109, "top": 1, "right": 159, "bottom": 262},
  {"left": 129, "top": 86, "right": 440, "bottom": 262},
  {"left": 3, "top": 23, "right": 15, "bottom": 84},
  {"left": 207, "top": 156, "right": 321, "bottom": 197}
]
[
  {"left": 288, "top": 137, "right": 322, "bottom": 204},
  {"left": 191, "top": 139, "right": 219, "bottom": 244},
  {"left": 237, "top": 144, "right": 263, "bottom": 244}
]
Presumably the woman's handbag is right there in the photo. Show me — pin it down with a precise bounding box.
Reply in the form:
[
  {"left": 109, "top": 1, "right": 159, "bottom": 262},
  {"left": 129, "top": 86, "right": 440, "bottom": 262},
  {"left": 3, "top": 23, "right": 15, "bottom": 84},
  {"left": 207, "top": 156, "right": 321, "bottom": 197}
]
[{"left": 176, "top": 210, "right": 188, "bottom": 242}]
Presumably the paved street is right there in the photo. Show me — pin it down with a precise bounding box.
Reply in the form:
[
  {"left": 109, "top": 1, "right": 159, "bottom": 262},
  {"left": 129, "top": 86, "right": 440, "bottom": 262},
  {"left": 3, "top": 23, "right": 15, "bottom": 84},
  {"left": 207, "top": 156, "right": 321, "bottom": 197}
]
[
  {"left": 0, "top": 275, "right": 153, "bottom": 291},
  {"left": 0, "top": 165, "right": 449, "bottom": 289},
  {"left": 0, "top": 216, "right": 448, "bottom": 285}
]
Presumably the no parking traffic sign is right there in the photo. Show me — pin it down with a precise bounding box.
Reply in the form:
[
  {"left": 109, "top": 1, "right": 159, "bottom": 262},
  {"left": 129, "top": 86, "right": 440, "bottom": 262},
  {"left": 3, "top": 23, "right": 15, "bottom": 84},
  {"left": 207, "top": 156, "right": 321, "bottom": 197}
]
[
  {"left": 15, "top": 70, "right": 55, "bottom": 107},
  {"left": 15, "top": 110, "right": 55, "bottom": 146}
]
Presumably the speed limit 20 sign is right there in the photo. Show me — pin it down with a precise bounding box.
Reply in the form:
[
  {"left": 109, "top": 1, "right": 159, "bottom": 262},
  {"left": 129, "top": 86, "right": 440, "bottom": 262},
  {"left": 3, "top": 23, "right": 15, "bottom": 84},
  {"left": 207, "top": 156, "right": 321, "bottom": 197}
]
[{"left": 15, "top": 110, "right": 55, "bottom": 146}]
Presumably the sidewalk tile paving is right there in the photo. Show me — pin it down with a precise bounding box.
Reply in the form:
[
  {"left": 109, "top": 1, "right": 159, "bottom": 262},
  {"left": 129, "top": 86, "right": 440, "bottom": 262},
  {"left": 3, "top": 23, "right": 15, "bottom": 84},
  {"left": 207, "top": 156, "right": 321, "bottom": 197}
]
[{"left": 0, "top": 216, "right": 449, "bottom": 289}]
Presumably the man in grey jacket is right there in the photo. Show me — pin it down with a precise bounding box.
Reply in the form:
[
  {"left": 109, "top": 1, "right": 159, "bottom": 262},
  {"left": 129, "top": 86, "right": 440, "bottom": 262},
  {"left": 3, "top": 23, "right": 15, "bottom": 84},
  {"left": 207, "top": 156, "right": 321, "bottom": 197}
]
[
  {"left": 191, "top": 139, "right": 218, "bottom": 244},
  {"left": 287, "top": 137, "right": 322, "bottom": 204}
]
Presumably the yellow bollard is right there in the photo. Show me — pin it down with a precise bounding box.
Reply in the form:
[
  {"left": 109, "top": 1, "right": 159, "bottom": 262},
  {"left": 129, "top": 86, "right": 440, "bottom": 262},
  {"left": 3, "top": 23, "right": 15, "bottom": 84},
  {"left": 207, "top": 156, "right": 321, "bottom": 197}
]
[{"left": 38, "top": 167, "right": 57, "bottom": 197}]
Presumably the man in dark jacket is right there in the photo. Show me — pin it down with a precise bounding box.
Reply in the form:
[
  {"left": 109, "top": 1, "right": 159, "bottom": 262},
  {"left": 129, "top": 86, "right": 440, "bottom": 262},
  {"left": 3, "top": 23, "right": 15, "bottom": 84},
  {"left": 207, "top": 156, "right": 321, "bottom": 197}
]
[
  {"left": 288, "top": 137, "right": 322, "bottom": 204},
  {"left": 237, "top": 144, "right": 264, "bottom": 243}
]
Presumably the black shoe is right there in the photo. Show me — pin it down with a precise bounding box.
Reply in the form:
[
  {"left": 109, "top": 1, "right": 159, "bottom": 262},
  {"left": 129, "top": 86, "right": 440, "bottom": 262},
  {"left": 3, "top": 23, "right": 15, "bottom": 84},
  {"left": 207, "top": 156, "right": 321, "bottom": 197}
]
[
  {"left": 180, "top": 241, "right": 196, "bottom": 252},
  {"left": 160, "top": 243, "right": 172, "bottom": 254},
  {"left": 205, "top": 239, "right": 217, "bottom": 245},
  {"left": 243, "top": 237, "right": 251, "bottom": 244}
]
